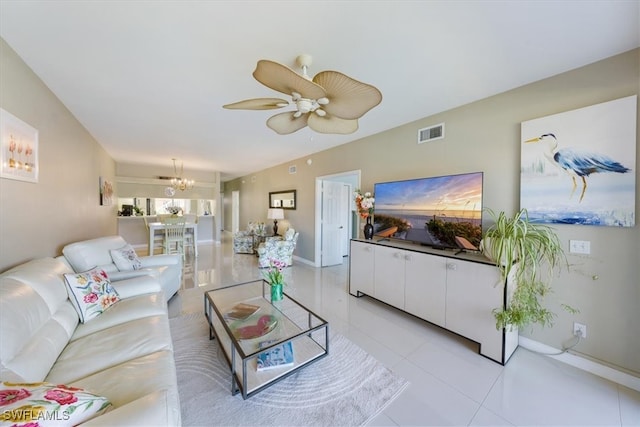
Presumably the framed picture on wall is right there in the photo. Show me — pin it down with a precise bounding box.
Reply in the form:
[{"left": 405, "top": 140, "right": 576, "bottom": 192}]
[
  {"left": 520, "top": 95, "right": 636, "bottom": 227},
  {"left": 0, "top": 108, "right": 39, "bottom": 183},
  {"left": 99, "top": 176, "right": 114, "bottom": 206}
]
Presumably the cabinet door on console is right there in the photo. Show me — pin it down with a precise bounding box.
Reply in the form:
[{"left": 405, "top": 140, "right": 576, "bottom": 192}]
[
  {"left": 373, "top": 245, "right": 405, "bottom": 309},
  {"left": 349, "top": 241, "right": 375, "bottom": 296},
  {"left": 445, "top": 260, "right": 504, "bottom": 362},
  {"left": 405, "top": 253, "right": 447, "bottom": 327}
]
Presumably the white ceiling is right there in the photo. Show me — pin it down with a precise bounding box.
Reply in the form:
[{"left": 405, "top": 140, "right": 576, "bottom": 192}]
[{"left": 1, "top": 1, "right": 638, "bottom": 181}]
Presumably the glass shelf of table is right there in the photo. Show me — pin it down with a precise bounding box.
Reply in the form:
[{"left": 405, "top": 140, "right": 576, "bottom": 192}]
[{"left": 204, "top": 279, "right": 329, "bottom": 399}]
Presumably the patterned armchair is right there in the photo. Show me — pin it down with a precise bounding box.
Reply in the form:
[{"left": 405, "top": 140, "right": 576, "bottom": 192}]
[
  {"left": 233, "top": 221, "right": 265, "bottom": 254},
  {"left": 257, "top": 228, "right": 299, "bottom": 268}
]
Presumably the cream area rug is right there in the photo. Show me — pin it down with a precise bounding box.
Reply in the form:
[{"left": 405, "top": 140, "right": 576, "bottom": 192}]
[{"left": 170, "top": 312, "right": 409, "bottom": 426}]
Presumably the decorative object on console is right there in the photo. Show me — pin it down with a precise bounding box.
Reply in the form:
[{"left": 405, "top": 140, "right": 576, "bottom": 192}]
[
  {"left": 169, "top": 158, "right": 194, "bottom": 191},
  {"left": 63, "top": 268, "right": 120, "bottom": 323},
  {"left": 0, "top": 382, "right": 112, "bottom": 426},
  {"left": 0, "top": 108, "right": 39, "bottom": 183},
  {"left": 268, "top": 208, "right": 285, "bottom": 235},
  {"left": 223, "top": 54, "right": 382, "bottom": 135},
  {"left": 364, "top": 216, "right": 374, "bottom": 240},
  {"left": 354, "top": 189, "right": 375, "bottom": 239},
  {"left": 481, "top": 208, "right": 576, "bottom": 331},
  {"left": 520, "top": 95, "right": 636, "bottom": 227}
]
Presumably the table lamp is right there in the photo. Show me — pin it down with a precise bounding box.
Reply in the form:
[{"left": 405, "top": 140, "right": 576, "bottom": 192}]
[{"left": 267, "top": 208, "right": 285, "bottom": 235}]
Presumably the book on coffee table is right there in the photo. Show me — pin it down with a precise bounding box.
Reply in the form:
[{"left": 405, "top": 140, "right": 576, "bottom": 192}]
[
  {"left": 256, "top": 339, "right": 294, "bottom": 371},
  {"left": 225, "top": 302, "right": 260, "bottom": 320}
]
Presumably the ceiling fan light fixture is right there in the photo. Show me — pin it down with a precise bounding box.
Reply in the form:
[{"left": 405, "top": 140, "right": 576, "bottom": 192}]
[
  {"left": 296, "top": 54, "right": 313, "bottom": 80},
  {"left": 223, "top": 53, "right": 382, "bottom": 135},
  {"left": 297, "top": 98, "right": 313, "bottom": 113}
]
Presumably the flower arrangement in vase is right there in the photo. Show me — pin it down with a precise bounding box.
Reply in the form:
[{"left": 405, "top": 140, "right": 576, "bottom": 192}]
[
  {"left": 166, "top": 206, "right": 182, "bottom": 216},
  {"left": 263, "top": 259, "right": 287, "bottom": 301},
  {"left": 354, "top": 189, "right": 375, "bottom": 239}
]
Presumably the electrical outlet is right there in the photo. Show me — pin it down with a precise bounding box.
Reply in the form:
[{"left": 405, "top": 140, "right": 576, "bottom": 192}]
[
  {"left": 573, "top": 322, "right": 587, "bottom": 338},
  {"left": 569, "top": 240, "right": 591, "bottom": 254}
]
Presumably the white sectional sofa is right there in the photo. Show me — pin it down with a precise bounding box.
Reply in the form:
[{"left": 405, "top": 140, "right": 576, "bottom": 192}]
[
  {"left": 0, "top": 245, "right": 182, "bottom": 425},
  {"left": 62, "top": 235, "right": 182, "bottom": 301}
]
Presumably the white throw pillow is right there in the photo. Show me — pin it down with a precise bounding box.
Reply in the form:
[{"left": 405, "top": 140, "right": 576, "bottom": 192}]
[
  {"left": 0, "top": 381, "right": 111, "bottom": 426},
  {"left": 63, "top": 268, "right": 120, "bottom": 323},
  {"left": 110, "top": 244, "right": 142, "bottom": 271}
]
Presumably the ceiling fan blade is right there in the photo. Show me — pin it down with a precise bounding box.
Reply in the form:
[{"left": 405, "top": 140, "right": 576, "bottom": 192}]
[
  {"left": 313, "top": 71, "right": 382, "bottom": 120},
  {"left": 307, "top": 114, "right": 358, "bottom": 134},
  {"left": 222, "top": 98, "right": 289, "bottom": 110},
  {"left": 253, "top": 60, "right": 326, "bottom": 100},
  {"left": 266, "top": 112, "right": 309, "bottom": 135}
]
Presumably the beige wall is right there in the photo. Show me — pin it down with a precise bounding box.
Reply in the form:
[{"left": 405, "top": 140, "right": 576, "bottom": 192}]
[
  {"left": 0, "top": 38, "right": 117, "bottom": 269},
  {"left": 225, "top": 49, "right": 640, "bottom": 375}
]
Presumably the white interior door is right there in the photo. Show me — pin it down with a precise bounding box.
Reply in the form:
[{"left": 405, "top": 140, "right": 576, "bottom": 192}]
[
  {"left": 321, "top": 180, "right": 344, "bottom": 267},
  {"left": 231, "top": 190, "right": 239, "bottom": 233},
  {"left": 340, "top": 184, "right": 351, "bottom": 256}
]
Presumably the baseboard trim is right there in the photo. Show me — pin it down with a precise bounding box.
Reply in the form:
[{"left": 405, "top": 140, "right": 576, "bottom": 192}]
[{"left": 518, "top": 336, "right": 640, "bottom": 392}]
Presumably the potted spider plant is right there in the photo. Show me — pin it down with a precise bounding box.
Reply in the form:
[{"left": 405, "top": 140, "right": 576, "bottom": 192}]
[{"left": 481, "top": 208, "right": 575, "bottom": 330}]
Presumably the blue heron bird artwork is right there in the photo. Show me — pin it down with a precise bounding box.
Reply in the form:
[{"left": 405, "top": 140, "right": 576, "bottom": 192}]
[{"left": 520, "top": 95, "right": 636, "bottom": 227}]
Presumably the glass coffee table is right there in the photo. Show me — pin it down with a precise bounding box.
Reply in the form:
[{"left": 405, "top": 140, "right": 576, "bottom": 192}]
[{"left": 204, "top": 279, "right": 329, "bottom": 399}]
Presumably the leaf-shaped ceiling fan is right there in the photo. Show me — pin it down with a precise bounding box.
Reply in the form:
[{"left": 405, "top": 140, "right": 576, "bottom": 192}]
[{"left": 223, "top": 54, "right": 382, "bottom": 135}]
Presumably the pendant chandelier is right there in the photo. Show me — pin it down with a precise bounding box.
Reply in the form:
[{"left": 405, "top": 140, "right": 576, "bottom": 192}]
[{"left": 170, "top": 158, "right": 194, "bottom": 191}]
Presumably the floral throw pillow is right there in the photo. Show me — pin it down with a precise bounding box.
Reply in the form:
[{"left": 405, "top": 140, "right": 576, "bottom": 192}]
[
  {"left": 0, "top": 382, "right": 112, "bottom": 426},
  {"left": 109, "top": 244, "right": 142, "bottom": 271},
  {"left": 63, "top": 268, "right": 120, "bottom": 323}
]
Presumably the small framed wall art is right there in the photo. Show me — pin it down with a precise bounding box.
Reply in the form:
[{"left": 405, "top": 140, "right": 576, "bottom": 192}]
[
  {"left": 99, "top": 176, "right": 114, "bottom": 206},
  {"left": 0, "top": 108, "right": 39, "bottom": 183}
]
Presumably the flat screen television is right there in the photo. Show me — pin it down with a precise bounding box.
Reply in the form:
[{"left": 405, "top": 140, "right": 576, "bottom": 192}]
[{"left": 373, "top": 172, "right": 483, "bottom": 250}]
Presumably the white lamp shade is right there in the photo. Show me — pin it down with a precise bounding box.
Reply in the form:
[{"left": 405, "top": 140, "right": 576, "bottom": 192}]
[{"left": 267, "top": 208, "right": 285, "bottom": 220}]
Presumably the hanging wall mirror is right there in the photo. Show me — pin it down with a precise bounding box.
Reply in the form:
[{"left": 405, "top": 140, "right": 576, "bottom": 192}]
[{"left": 269, "top": 190, "right": 296, "bottom": 210}]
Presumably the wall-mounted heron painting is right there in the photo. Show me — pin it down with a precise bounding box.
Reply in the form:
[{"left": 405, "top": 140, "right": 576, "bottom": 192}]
[{"left": 521, "top": 95, "right": 636, "bottom": 227}]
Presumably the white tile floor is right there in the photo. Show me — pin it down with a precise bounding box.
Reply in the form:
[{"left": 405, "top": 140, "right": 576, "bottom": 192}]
[{"left": 167, "top": 236, "right": 640, "bottom": 426}]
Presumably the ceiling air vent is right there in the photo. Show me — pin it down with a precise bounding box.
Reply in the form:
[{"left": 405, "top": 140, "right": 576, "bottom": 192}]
[{"left": 418, "top": 123, "right": 444, "bottom": 144}]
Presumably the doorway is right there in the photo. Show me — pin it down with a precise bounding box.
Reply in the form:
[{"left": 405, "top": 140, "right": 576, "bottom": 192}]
[
  {"left": 314, "top": 170, "right": 360, "bottom": 267},
  {"left": 231, "top": 190, "right": 239, "bottom": 233}
]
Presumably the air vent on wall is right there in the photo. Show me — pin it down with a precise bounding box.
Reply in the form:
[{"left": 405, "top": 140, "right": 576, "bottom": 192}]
[
  {"left": 289, "top": 165, "right": 297, "bottom": 174},
  {"left": 418, "top": 123, "right": 444, "bottom": 144}
]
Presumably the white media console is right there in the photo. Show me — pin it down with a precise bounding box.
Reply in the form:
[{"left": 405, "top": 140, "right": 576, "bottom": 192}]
[{"left": 348, "top": 238, "right": 518, "bottom": 364}]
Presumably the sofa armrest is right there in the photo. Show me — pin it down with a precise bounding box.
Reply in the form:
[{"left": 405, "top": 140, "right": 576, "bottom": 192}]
[
  {"left": 81, "top": 389, "right": 181, "bottom": 426},
  {"left": 139, "top": 254, "right": 182, "bottom": 267},
  {"left": 109, "top": 275, "right": 162, "bottom": 299}
]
